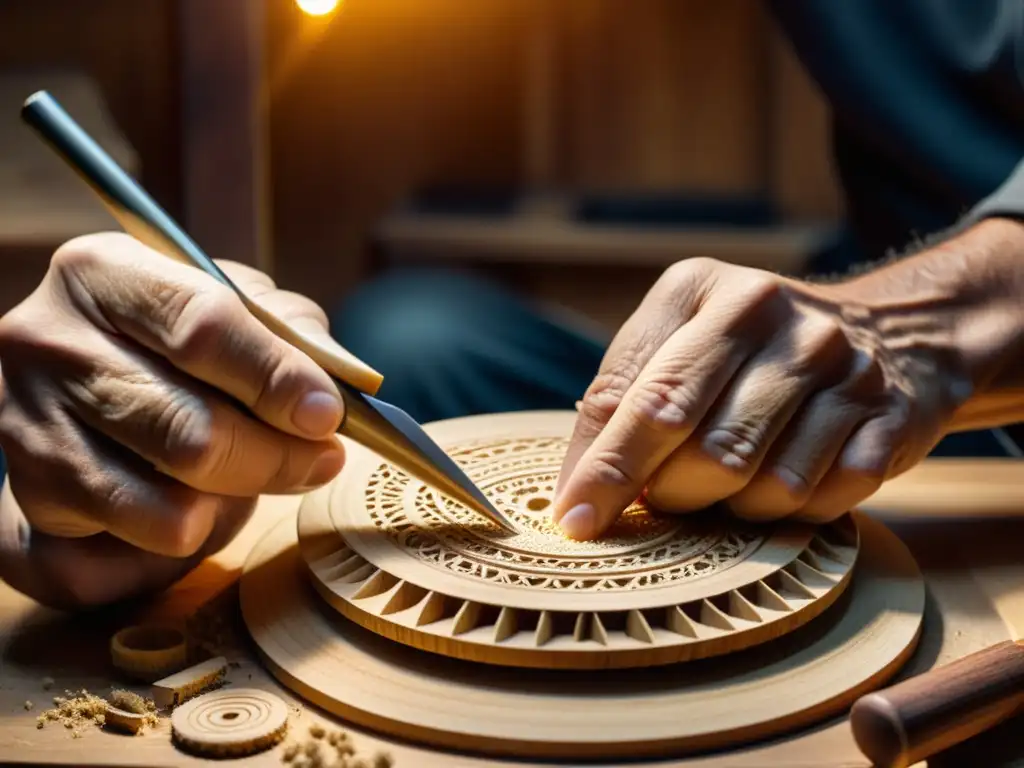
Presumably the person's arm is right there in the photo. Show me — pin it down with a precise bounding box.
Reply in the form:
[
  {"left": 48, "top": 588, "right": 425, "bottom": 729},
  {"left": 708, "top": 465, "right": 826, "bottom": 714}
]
[
  {"left": 877, "top": 155, "right": 1024, "bottom": 435},
  {"left": 552, "top": 206, "right": 1024, "bottom": 539},
  {"left": 827, "top": 215, "right": 1024, "bottom": 433},
  {"left": 959, "top": 158, "right": 1024, "bottom": 452}
]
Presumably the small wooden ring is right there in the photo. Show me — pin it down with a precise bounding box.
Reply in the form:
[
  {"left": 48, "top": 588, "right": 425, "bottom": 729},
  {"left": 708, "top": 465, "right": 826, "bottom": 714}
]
[{"left": 110, "top": 625, "right": 188, "bottom": 682}]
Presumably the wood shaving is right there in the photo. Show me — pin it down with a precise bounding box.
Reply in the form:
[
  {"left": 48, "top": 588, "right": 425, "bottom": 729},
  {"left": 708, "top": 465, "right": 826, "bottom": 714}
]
[
  {"left": 104, "top": 706, "right": 153, "bottom": 735},
  {"left": 34, "top": 687, "right": 160, "bottom": 737},
  {"left": 279, "top": 724, "right": 395, "bottom": 767},
  {"left": 109, "top": 689, "right": 156, "bottom": 715},
  {"left": 105, "top": 689, "right": 160, "bottom": 734}
]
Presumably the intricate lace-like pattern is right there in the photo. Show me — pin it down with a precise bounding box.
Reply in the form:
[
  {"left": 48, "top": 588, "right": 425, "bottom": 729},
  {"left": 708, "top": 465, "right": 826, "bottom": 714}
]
[{"left": 364, "top": 436, "right": 764, "bottom": 592}]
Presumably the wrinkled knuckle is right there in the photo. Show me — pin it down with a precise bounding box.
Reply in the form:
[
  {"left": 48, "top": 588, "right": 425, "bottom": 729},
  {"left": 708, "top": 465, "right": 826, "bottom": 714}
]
[
  {"left": 659, "top": 259, "right": 703, "bottom": 289},
  {"left": 741, "top": 274, "right": 785, "bottom": 308},
  {"left": 674, "top": 256, "right": 721, "bottom": 279},
  {"left": 50, "top": 234, "right": 108, "bottom": 273},
  {"left": 52, "top": 232, "right": 137, "bottom": 274},
  {"left": 804, "top": 315, "right": 849, "bottom": 363},
  {"left": 251, "top": 354, "right": 291, "bottom": 416},
  {"left": 163, "top": 284, "right": 238, "bottom": 366},
  {"left": 768, "top": 464, "right": 813, "bottom": 504},
  {"left": 846, "top": 349, "right": 886, "bottom": 394},
  {"left": 587, "top": 451, "right": 638, "bottom": 490},
  {"left": 156, "top": 397, "right": 219, "bottom": 474},
  {"left": 580, "top": 369, "right": 637, "bottom": 423},
  {"left": 629, "top": 374, "right": 696, "bottom": 432},
  {"left": 702, "top": 424, "right": 764, "bottom": 474}
]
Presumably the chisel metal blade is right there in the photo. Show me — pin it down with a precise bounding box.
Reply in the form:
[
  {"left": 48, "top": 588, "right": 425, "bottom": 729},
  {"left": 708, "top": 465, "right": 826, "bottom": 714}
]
[{"left": 336, "top": 379, "right": 516, "bottom": 533}]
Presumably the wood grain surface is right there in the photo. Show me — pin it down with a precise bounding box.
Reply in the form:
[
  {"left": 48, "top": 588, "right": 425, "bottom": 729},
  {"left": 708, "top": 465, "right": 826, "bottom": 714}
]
[
  {"left": 2, "top": 459, "right": 1024, "bottom": 766},
  {"left": 244, "top": 509, "right": 921, "bottom": 759}
]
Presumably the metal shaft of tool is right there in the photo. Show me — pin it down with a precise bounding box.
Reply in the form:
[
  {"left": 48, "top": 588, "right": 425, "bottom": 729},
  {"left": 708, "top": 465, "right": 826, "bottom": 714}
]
[
  {"left": 338, "top": 383, "right": 512, "bottom": 529},
  {"left": 19, "top": 89, "right": 513, "bottom": 533}
]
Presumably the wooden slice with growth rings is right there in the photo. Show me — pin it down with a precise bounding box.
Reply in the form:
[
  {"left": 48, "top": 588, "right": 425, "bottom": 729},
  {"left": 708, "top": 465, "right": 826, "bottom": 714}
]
[{"left": 170, "top": 688, "right": 289, "bottom": 757}]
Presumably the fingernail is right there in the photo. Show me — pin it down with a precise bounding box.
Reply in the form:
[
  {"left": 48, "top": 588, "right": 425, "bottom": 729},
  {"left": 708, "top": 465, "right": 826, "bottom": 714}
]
[
  {"left": 557, "top": 503, "right": 597, "bottom": 539},
  {"left": 304, "top": 448, "right": 345, "bottom": 488},
  {"left": 292, "top": 390, "right": 343, "bottom": 437}
]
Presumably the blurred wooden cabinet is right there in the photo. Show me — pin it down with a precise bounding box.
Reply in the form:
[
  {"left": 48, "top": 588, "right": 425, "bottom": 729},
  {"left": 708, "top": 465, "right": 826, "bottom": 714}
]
[
  {"left": 0, "top": 1, "right": 843, "bottom": 332},
  {"left": 0, "top": 0, "right": 266, "bottom": 315},
  {"left": 367, "top": 0, "right": 845, "bottom": 329}
]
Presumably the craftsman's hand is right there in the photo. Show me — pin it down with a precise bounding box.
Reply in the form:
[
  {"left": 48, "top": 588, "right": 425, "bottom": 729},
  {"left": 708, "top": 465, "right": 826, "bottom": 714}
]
[
  {"left": 553, "top": 254, "right": 977, "bottom": 540},
  {"left": 0, "top": 233, "right": 347, "bottom": 608}
]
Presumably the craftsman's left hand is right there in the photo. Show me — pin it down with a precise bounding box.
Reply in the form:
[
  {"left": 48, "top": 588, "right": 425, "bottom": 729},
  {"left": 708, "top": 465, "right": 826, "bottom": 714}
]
[{"left": 552, "top": 256, "right": 973, "bottom": 540}]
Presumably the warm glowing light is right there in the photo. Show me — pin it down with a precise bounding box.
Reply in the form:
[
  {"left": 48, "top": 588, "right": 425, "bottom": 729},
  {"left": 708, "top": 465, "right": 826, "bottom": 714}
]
[{"left": 296, "top": 0, "right": 340, "bottom": 17}]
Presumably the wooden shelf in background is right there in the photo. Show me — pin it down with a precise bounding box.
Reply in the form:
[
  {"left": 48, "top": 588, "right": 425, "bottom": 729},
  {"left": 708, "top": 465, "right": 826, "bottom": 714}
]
[{"left": 376, "top": 197, "right": 837, "bottom": 274}]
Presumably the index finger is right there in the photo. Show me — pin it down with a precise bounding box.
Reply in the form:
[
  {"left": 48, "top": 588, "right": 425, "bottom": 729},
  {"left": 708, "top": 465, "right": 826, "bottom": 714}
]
[
  {"left": 555, "top": 262, "right": 714, "bottom": 497},
  {"left": 53, "top": 234, "right": 345, "bottom": 441},
  {"left": 552, "top": 301, "right": 759, "bottom": 540}
]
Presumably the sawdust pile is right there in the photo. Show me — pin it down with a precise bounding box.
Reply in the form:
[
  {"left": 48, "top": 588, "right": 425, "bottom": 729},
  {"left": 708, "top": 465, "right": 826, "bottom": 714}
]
[
  {"left": 279, "top": 722, "right": 394, "bottom": 768},
  {"left": 33, "top": 687, "right": 160, "bottom": 738},
  {"left": 34, "top": 689, "right": 108, "bottom": 738}
]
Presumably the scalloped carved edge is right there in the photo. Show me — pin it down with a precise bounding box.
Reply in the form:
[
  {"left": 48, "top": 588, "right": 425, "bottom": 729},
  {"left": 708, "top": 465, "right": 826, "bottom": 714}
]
[{"left": 302, "top": 514, "right": 860, "bottom": 670}]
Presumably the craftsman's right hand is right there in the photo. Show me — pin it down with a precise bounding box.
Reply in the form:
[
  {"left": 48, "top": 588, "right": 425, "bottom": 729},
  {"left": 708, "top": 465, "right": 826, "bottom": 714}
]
[{"left": 0, "top": 233, "right": 348, "bottom": 609}]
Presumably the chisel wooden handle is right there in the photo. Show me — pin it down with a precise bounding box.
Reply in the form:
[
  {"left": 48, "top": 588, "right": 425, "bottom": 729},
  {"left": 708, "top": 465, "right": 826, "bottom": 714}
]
[{"left": 850, "top": 639, "right": 1024, "bottom": 768}]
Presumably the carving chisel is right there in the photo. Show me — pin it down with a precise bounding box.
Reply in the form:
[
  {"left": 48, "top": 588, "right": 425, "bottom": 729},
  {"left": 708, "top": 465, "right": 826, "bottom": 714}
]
[{"left": 20, "top": 89, "right": 513, "bottom": 533}]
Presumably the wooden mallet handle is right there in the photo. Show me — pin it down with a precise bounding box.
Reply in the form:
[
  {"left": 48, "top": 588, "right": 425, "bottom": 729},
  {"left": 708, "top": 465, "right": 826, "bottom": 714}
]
[{"left": 850, "top": 639, "right": 1024, "bottom": 767}]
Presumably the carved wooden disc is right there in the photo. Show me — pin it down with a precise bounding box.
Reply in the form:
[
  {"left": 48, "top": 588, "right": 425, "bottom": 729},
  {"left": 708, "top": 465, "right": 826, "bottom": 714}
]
[
  {"left": 170, "top": 688, "right": 289, "bottom": 758},
  {"left": 297, "top": 411, "right": 859, "bottom": 669},
  {"left": 241, "top": 510, "right": 924, "bottom": 760}
]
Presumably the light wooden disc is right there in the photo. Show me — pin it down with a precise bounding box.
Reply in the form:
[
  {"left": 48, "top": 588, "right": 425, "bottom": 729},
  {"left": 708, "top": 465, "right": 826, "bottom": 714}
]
[
  {"left": 170, "top": 688, "right": 289, "bottom": 758},
  {"left": 241, "top": 510, "right": 923, "bottom": 759},
  {"left": 298, "top": 410, "right": 860, "bottom": 668}
]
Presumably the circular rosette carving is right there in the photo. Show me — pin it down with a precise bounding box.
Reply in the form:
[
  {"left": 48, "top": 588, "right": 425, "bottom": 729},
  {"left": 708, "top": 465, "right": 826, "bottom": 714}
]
[{"left": 298, "top": 411, "right": 859, "bottom": 669}]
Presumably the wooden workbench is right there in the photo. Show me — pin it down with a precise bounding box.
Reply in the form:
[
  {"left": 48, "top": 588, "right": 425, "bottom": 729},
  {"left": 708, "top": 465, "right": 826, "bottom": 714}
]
[{"left": 2, "top": 459, "right": 1024, "bottom": 767}]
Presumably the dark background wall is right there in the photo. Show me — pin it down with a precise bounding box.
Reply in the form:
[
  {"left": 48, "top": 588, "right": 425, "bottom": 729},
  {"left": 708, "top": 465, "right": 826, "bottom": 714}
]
[{"left": 0, "top": 0, "right": 842, "bottom": 328}]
